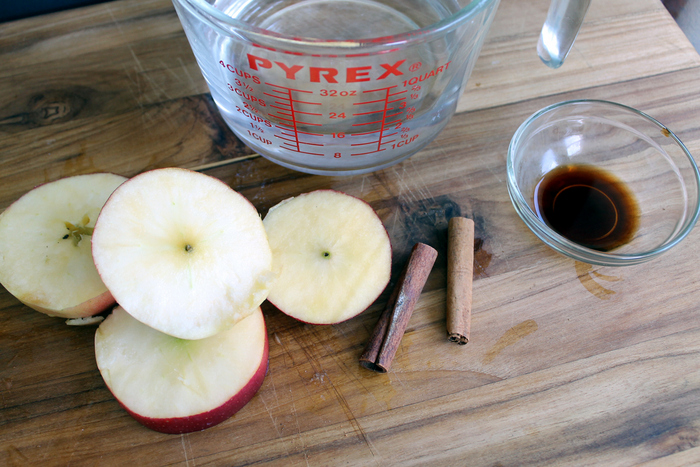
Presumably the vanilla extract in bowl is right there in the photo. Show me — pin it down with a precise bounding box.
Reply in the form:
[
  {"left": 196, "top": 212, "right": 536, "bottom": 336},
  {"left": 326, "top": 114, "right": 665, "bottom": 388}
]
[{"left": 534, "top": 164, "right": 640, "bottom": 251}]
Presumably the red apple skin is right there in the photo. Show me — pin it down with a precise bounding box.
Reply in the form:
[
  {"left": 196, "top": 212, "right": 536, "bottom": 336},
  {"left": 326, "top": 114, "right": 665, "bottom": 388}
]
[
  {"left": 115, "top": 332, "right": 269, "bottom": 434},
  {"left": 21, "top": 290, "right": 116, "bottom": 319}
]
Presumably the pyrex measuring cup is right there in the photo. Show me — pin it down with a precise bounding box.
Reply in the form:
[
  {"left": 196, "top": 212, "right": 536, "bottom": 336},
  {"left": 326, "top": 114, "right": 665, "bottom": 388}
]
[{"left": 172, "top": 0, "right": 587, "bottom": 175}]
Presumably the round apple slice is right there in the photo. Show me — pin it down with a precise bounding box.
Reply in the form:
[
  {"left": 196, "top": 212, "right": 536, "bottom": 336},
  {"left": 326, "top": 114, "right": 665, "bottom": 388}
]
[
  {"left": 263, "top": 190, "right": 391, "bottom": 324},
  {"left": 92, "top": 168, "right": 273, "bottom": 340},
  {"left": 0, "top": 173, "right": 127, "bottom": 318},
  {"left": 95, "top": 306, "right": 268, "bottom": 434}
]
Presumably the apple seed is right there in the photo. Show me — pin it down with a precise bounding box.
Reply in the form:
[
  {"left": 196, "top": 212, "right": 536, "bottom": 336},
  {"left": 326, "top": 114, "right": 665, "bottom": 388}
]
[{"left": 64, "top": 214, "right": 94, "bottom": 246}]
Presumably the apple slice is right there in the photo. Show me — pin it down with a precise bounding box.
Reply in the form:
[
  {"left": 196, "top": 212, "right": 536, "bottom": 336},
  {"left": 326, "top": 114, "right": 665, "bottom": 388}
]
[
  {"left": 0, "top": 173, "right": 127, "bottom": 318},
  {"left": 263, "top": 190, "right": 391, "bottom": 324},
  {"left": 92, "top": 167, "right": 274, "bottom": 340},
  {"left": 95, "top": 306, "right": 268, "bottom": 434}
]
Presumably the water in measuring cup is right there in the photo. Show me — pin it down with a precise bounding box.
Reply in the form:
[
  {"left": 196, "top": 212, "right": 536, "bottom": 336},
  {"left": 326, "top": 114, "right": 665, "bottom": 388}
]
[
  {"left": 227, "top": 0, "right": 453, "bottom": 39},
  {"left": 191, "top": 0, "right": 492, "bottom": 174}
]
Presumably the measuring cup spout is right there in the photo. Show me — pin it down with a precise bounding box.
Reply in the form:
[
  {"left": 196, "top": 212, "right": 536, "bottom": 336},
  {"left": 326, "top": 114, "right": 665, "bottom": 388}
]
[{"left": 538, "top": 0, "right": 591, "bottom": 68}]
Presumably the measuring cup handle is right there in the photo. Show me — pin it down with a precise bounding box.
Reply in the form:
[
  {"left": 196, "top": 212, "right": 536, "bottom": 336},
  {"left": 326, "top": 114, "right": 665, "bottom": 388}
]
[{"left": 537, "top": 0, "right": 591, "bottom": 69}]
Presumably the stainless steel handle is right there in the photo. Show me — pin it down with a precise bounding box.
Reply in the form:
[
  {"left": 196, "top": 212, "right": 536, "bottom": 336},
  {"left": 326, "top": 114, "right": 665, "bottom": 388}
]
[{"left": 538, "top": 0, "right": 591, "bottom": 68}]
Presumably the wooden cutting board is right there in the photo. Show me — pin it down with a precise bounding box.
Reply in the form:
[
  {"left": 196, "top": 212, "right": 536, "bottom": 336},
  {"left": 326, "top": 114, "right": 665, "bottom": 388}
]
[{"left": 2, "top": 0, "right": 700, "bottom": 465}]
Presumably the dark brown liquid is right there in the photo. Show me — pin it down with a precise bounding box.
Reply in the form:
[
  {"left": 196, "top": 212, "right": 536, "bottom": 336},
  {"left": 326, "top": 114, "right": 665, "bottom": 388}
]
[{"left": 534, "top": 164, "right": 639, "bottom": 251}]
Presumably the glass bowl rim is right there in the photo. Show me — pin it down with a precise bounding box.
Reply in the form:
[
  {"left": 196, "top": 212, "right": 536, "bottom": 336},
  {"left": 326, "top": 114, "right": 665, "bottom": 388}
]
[{"left": 506, "top": 99, "right": 700, "bottom": 266}]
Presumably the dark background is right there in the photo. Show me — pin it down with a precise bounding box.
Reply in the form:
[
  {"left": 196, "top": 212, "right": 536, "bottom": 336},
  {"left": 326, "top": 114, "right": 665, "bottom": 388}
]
[
  {"left": 0, "top": 0, "right": 690, "bottom": 23},
  {"left": 1, "top": 0, "right": 696, "bottom": 54},
  {"left": 1, "top": 1, "right": 115, "bottom": 23}
]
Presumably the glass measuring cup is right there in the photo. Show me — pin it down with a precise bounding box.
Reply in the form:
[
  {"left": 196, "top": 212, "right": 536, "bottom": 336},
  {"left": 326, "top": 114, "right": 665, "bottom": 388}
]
[{"left": 172, "top": 0, "right": 586, "bottom": 175}]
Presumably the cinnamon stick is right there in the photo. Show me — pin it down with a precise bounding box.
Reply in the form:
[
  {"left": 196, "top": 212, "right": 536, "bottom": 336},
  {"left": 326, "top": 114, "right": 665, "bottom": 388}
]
[
  {"left": 446, "top": 217, "right": 474, "bottom": 345},
  {"left": 359, "top": 243, "right": 438, "bottom": 373}
]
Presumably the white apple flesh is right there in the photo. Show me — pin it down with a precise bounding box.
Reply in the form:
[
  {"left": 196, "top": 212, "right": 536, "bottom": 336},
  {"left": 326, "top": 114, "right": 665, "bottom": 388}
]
[
  {"left": 91, "top": 168, "right": 274, "bottom": 340},
  {"left": 95, "top": 306, "right": 268, "bottom": 434},
  {"left": 0, "top": 173, "right": 127, "bottom": 318},
  {"left": 263, "top": 190, "right": 392, "bottom": 324}
]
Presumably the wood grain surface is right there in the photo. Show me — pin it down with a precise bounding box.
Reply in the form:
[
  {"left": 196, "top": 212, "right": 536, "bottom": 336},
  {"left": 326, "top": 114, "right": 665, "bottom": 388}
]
[{"left": 2, "top": 0, "right": 700, "bottom": 465}]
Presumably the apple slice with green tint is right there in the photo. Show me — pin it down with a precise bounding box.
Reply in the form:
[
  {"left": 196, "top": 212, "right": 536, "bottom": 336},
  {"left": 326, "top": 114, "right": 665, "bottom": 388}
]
[
  {"left": 95, "top": 306, "right": 268, "bottom": 434},
  {"left": 92, "top": 167, "right": 274, "bottom": 340},
  {"left": 0, "top": 173, "right": 127, "bottom": 318},
  {"left": 263, "top": 190, "right": 391, "bottom": 324}
]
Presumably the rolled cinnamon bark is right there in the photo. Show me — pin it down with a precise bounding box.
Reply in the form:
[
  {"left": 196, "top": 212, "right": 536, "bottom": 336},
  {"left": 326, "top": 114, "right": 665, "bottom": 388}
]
[
  {"left": 360, "top": 243, "right": 438, "bottom": 373},
  {"left": 446, "top": 217, "right": 474, "bottom": 345}
]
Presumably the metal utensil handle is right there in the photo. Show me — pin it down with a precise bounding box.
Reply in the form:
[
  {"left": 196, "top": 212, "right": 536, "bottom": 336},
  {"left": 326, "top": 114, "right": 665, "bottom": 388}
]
[{"left": 538, "top": 0, "right": 591, "bottom": 68}]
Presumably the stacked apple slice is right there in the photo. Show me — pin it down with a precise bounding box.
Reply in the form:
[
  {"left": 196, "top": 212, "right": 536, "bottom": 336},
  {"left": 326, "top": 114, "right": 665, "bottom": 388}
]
[
  {"left": 0, "top": 168, "right": 275, "bottom": 434},
  {"left": 91, "top": 168, "right": 274, "bottom": 340},
  {"left": 89, "top": 168, "right": 274, "bottom": 433},
  {"left": 95, "top": 306, "right": 268, "bottom": 434}
]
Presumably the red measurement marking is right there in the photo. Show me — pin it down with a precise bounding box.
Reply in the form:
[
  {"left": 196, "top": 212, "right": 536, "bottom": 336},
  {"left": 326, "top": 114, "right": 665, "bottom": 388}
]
[
  {"left": 353, "top": 109, "right": 387, "bottom": 116},
  {"left": 271, "top": 116, "right": 323, "bottom": 126},
  {"left": 351, "top": 119, "right": 386, "bottom": 126},
  {"left": 265, "top": 83, "right": 313, "bottom": 93},
  {"left": 272, "top": 109, "right": 323, "bottom": 118},
  {"left": 349, "top": 129, "right": 382, "bottom": 136},
  {"left": 351, "top": 149, "right": 386, "bottom": 156},
  {"left": 348, "top": 85, "right": 406, "bottom": 156},
  {"left": 274, "top": 123, "right": 323, "bottom": 136},
  {"left": 267, "top": 89, "right": 290, "bottom": 95},
  {"left": 275, "top": 135, "right": 323, "bottom": 146},
  {"left": 296, "top": 111, "right": 324, "bottom": 116},
  {"left": 354, "top": 98, "right": 386, "bottom": 105},
  {"left": 350, "top": 138, "right": 395, "bottom": 147},
  {"left": 281, "top": 146, "right": 324, "bottom": 156},
  {"left": 263, "top": 93, "right": 322, "bottom": 107},
  {"left": 264, "top": 82, "right": 327, "bottom": 154}
]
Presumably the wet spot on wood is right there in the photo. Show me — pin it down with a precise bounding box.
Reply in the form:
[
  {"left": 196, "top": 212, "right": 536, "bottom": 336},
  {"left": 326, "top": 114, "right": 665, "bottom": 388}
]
[
  {"left": 474, "top": 237, "right": 492, "bottom": 277},
  {"left": 575, "top": 261, "right": 621, "bottom": 300},
  {"left": 193, "top": 95, "right": 254, "bottom": 161},
  {"left": 401, "top": 195, "right": 462, "bottom": 251},
  {"left": 483, "top": 319, "right": 538, "bottom": 365},
  {"left": 373, "top": 195, "right": 463, "bottom": 280}
]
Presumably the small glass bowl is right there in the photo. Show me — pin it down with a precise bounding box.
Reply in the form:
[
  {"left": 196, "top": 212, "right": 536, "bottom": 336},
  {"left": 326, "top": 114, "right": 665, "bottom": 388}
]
[{"left": 507, "top": 99, "right": 700, "bottom": 266}]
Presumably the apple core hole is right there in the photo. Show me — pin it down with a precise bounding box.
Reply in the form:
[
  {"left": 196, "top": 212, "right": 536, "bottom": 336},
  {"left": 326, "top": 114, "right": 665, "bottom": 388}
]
[
  {"left": 322, "top": 251, "right": 330, "bottom": 258},
  {"left": 63, "top": 216, "right": 93, "bottom": 246},
  {"left": 184, "top": 244, "right": 193, "bottom": 252}
]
